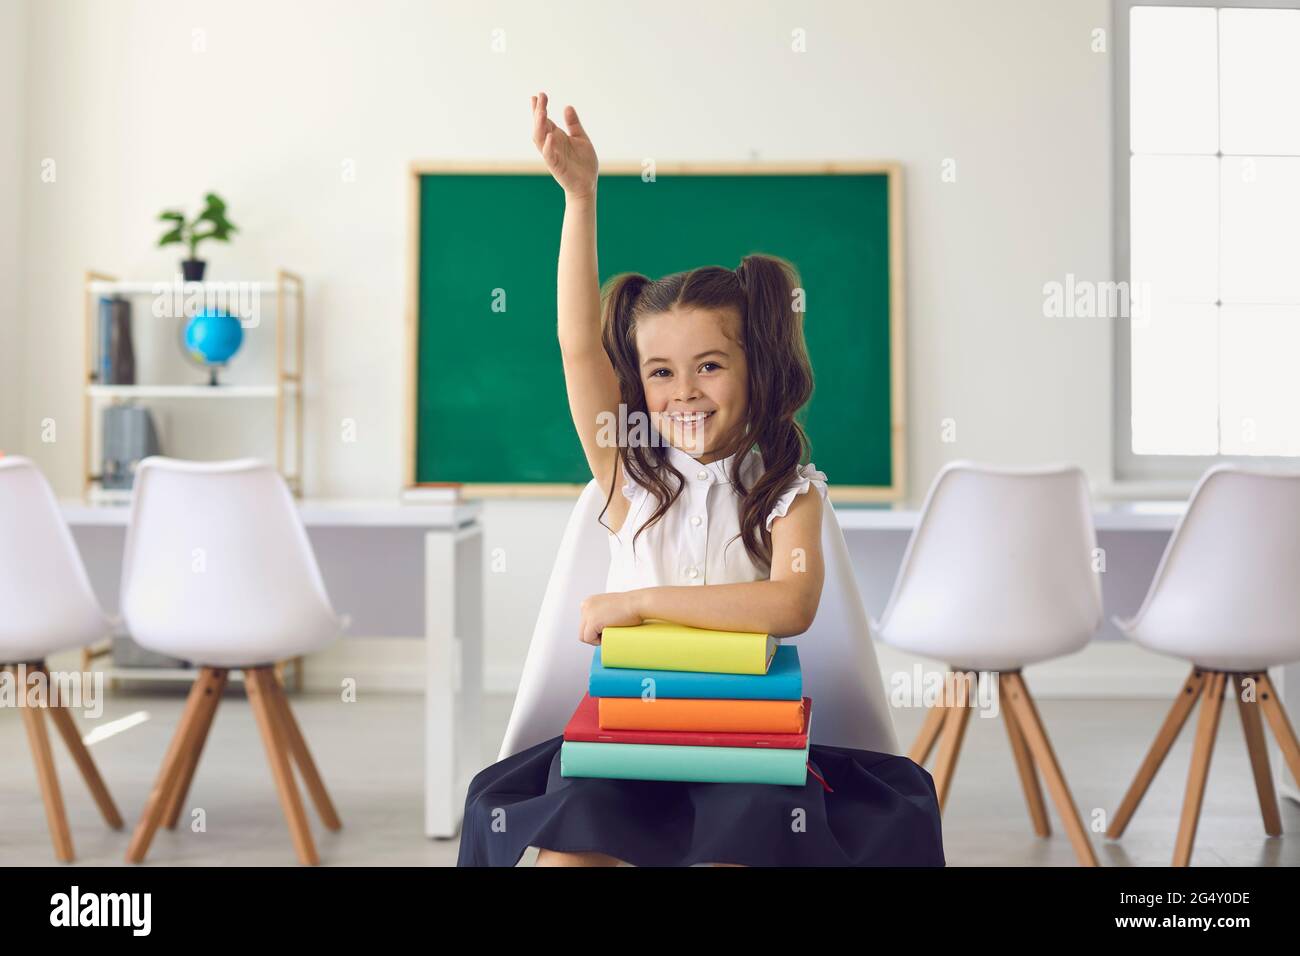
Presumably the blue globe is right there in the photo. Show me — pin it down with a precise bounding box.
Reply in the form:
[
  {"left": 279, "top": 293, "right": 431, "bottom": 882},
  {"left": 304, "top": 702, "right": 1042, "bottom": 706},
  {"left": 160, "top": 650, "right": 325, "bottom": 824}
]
[{"left": 184, "top": 308, "right": 244, "bottom": 366}]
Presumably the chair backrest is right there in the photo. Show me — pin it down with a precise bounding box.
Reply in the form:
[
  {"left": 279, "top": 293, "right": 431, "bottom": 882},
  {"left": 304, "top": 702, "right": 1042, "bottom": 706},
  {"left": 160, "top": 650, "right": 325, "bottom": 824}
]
[
  {"left": 120, "top": 458, "right": 336, "bottom": 656},
  {"left": 875, "top": 462, "right": 1102, "bottom": 663},
  {"left": 0, "top": 456, "right": 110, "bottom": 658},
  {"left": 496, "top": 479, "right": 899, "bottom": 761},
  {"left": 1124, "top": 464, "right": 1300, "bottom": 660}
]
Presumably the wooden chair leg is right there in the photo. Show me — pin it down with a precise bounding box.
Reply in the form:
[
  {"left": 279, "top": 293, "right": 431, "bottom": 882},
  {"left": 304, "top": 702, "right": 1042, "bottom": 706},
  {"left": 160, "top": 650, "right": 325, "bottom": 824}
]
[
  {"left": 1000, "top": 672, "right": 1098, "bottom": 866},
  {"left": 15, "top": 664, "right": 74, "bottom": 862},
  {"left": 246, "top": 667, "right": 319, "bottom": 865},
  {"left": 161, "top": 668, "right": 229, "bottom": 830},
  {"left": 1256, "top": 672, "right": 1300, "bottom": 790},
  {"left": 908, "top": 699, "right": 948, "bottom": 766},
  {"left": 1234, "top": 673, "right": 1282, "bottom": 837},
  {"left": 126, "top": 667, "right": 223, "bottom": 863},
  {"left": 931, "top": 673, "right": 973, "bottom": 812},
  {"left": 36, "top": 663, "right": 124, "bottom": 830},
  {"left": 1107, "top": 668, "right": 1205, "bottom": 839},
  {"left": 265, "top": 669, "right": 341, "bottom": 831},
  {"left": 1173, "top": 671, "right": 1227, "bottom": 867},
  {"left": 1001, "top": 674, "right": 1050, "bottom": 837}
]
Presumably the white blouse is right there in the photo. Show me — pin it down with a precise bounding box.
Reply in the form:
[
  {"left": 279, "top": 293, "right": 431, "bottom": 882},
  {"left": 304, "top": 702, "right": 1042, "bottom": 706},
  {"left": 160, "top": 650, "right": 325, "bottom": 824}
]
[{"left": 606, "top": 442, "right": 829, "bottom": 593}]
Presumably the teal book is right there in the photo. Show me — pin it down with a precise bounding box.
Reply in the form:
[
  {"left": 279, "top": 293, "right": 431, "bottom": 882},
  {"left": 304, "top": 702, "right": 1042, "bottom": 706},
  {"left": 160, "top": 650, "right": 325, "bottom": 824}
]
[
  {"left": 560, "top": 739, "right": 810, "bottom": 786},
  {"left": 588, "top": 644, "right": 802, "bottom": 700}
]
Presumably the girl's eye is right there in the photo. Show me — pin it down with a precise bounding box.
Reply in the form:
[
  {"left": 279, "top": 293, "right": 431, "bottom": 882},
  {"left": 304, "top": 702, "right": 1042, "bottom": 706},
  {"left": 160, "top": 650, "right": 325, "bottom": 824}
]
[
  {"left": 700, "top": 362, "right": 721, "bottom": 373},
  {"left": 649, "top": 368, "right": 671, "bottom": 378}
]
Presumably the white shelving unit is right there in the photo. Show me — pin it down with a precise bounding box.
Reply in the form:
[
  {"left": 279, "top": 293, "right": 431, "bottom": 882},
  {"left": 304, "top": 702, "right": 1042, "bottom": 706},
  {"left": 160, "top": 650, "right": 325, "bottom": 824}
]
[
  {"left": 88, "top": 278, "right": 289, "bottom": 295},
  {"left": 82, "top": 269, "right": 305, "bottom": 501},
  {"left": 88, "top": 383, "right": 290, "bottom": 399}
]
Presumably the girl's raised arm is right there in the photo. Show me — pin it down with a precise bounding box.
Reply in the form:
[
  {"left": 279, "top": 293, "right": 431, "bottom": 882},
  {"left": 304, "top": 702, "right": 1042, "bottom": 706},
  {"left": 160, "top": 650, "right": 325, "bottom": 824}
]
[{"left": 531, "top": 93, "right": 622, "bottom": 493}]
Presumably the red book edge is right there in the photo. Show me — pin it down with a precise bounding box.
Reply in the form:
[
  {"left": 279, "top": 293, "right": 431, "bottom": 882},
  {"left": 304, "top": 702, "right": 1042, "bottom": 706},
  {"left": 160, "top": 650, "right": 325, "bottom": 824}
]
[{"left": 563, "top": 693, "right": 812, "bottom": 749}]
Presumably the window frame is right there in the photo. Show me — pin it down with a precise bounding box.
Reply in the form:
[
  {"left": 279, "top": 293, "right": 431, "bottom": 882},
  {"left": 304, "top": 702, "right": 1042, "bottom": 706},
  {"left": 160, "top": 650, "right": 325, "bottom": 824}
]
[{"left": 1112, "top": 0, "right": 1300, "bottom": 482}]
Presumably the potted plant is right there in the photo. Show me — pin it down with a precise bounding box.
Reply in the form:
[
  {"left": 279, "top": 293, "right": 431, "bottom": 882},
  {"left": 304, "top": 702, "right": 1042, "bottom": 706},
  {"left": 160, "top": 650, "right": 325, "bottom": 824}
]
[{"left": 157, "top": 192, "right": 238, "bottom": 281}]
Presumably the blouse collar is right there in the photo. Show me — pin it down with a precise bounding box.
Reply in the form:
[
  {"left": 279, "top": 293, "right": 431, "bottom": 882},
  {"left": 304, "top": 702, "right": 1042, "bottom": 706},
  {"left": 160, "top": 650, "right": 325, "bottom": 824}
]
[{"left": 662, "top": 441, "right": 761, "bottom": 486}]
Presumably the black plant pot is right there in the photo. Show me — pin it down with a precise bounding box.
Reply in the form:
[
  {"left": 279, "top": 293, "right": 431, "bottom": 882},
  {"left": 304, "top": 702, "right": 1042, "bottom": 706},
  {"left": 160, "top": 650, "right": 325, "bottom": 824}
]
[{"left": 181, "top": 259, "right": 206, "bottom": 282}]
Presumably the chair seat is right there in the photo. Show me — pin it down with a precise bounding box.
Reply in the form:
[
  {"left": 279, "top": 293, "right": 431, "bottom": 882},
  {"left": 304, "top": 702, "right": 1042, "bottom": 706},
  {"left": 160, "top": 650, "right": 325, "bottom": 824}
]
[
  {"left": 0, "top": 456, "right": 115, "bottom": 664},
  {"left": 871, "top": 464, "right": 1104, "bottom": 680},
  {"left": 126, "top": 615, "right": 339, "bottom": 668},
  {"left": 1115, "top": 617, "right": 1300, "bottom": 673},
  {"left": 119, "top": 458, "right": 343, "bottom": 670},
  {"left": 873, "top": 623, "right": 1090, "bottom": 673},
  {"left": 0, "top": 632, "right": 104, "bottom": 666},
  {"left": 1112, "top": 467, "right": 1300, "bottom": 676},
  {"left": 0, "top": 609, "right": 112, "bottom": 664}
]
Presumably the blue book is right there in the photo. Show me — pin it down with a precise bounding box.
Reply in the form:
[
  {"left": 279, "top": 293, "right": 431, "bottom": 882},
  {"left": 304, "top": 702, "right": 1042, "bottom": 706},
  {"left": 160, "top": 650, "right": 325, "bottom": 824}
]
[
  {"left": 98, "top": 296, "right": 114, "bottom": 383},
  {"left": 588, "top": 644, "right": 801, "bottom": 700}
]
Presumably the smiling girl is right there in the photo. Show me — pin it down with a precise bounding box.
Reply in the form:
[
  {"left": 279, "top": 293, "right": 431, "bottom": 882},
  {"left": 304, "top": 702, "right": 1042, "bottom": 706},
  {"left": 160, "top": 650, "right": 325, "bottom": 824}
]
[{"left": 456, "top": 93, "right": 944, "bottom": 868}]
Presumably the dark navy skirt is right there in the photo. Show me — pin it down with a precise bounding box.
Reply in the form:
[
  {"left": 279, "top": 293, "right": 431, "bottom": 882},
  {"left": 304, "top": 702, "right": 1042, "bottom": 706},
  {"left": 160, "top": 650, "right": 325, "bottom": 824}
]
[{"left": 456, "top": 736, "right": 945, "bottom": 867}]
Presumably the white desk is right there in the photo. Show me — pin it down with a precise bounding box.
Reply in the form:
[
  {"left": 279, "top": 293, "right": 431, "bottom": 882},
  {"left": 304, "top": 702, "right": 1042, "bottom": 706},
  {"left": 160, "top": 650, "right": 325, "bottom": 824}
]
[
  {"left": 833, "top": 499, "right": 1187, "bottom": 532},
  {"left": 61, "top": 498, "right": 484, "bottom": 840}
]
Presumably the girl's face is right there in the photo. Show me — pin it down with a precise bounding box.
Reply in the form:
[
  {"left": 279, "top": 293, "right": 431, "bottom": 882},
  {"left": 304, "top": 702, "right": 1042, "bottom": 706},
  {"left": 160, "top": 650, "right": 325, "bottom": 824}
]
[{"left": 635, "top": 306, "right": 749, "bottom": 462}]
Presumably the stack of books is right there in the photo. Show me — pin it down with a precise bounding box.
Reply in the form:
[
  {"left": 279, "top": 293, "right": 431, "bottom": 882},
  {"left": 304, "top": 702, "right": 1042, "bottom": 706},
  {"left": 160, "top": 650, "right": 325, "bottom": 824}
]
[{"left": 560, "top": 621, "right": 811, "bottom": 786}]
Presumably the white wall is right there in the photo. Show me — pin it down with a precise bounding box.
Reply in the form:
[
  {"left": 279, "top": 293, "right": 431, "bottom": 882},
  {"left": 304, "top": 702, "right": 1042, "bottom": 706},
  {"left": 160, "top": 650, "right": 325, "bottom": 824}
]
[
  {"left": 0, "top": 0, "right": 28, "bottom": 455},
  {"left": 7, "top": 0, "right": 1113, "bottom": 686}
]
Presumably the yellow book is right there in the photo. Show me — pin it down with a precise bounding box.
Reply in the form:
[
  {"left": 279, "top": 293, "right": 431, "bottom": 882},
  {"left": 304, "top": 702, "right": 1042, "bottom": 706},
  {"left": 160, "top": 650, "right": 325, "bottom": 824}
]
[{"left": 599, "top": 620, "right": 777, "bottom": 675}]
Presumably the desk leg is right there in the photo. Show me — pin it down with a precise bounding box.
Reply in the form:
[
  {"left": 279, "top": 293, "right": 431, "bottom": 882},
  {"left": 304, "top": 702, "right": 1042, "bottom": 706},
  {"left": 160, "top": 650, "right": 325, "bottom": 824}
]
[{"left": 425, "top": 525, "right": 484, "bottom": 839}]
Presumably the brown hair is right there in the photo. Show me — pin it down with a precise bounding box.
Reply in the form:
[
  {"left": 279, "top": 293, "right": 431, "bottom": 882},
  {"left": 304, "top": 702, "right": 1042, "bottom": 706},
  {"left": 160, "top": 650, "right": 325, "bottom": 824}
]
[{"left": 597, "top": 254, "right": 814, "bottom": 570}]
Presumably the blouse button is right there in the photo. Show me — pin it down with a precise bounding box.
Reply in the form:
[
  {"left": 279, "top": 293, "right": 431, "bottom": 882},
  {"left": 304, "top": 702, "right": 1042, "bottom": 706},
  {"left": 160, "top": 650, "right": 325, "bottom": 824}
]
[
  {"left": 687, "top": 566, "right": 699, "bottom": 579},
  {"left": 691, "top": 514, "right": 703, "bottom": 526},
  {"left": 696, "top": 469, "right": 709, "bottom": 481}
]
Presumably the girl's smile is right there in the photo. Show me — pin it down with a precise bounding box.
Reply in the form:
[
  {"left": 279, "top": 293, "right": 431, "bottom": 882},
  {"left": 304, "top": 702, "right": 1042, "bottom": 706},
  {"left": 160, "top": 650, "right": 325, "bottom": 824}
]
[
  {"left": 664, "top": 411, "right": 714, "bottom": 422},
  {"left": 662, "top": 409, "right": 715, "bottom": 454}
]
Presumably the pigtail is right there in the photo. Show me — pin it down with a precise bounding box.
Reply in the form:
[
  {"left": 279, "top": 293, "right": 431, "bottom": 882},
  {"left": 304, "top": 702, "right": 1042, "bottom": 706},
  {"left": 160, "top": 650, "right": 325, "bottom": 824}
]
[
  {"left": 595, "top": 273, "right": 685, "bottom": 549},
  {"left": 731, "top": 255, "right": 813, "bottom": 569},
  {"left": 599, "top": 273, "right": 649, "bottom": 391}
]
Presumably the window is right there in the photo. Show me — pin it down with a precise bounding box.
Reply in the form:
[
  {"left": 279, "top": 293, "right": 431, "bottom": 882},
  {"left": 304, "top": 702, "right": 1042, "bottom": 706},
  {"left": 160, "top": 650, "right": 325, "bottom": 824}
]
[{"left": 1116, "top": 1, "right": 1300, "bottom": 474}]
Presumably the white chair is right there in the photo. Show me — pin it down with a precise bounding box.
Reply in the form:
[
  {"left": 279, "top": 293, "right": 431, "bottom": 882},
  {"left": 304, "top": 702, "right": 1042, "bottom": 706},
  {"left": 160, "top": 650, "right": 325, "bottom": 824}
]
[
  {"left": 1108, "top": 464, "right": 1300, "bottom": 866},
  {"left": 0, "top": 456, "right": 124, "bottom": 861},
  {"left": 873, "top": 462, "right": 1103, "bottom": 866},
  {"left": 497, "top": 478, "right": 899, "bottom": 763},
  {"left": 119, "top": 458, "right": 342, "bottom": 865}
]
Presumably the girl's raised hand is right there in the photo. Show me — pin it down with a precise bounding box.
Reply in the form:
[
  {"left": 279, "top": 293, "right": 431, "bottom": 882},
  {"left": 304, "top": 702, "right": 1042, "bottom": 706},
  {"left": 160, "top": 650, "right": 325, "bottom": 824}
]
[{"left": 531, "top": 92, "right": 598, "bottom": 200}]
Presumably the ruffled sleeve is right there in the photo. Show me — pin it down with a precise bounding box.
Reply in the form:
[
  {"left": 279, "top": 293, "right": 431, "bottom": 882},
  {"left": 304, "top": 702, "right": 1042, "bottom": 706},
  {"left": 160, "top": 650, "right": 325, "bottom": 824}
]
[
  {"left": 765, "top": 463, "right": 829, "bottom": 532},
  {"left": 621, "top": 465, "right": 645, "bottom": 505}
]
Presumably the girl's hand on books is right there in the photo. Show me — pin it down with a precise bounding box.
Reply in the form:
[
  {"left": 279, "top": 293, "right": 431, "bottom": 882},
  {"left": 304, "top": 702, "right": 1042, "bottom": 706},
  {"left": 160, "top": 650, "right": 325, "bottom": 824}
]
[
  {"left": 579, "top": 591, "right": 643, "bottom": 646},
  {"left": 531, "top": 91, "right": 598, "bottom": 201}
]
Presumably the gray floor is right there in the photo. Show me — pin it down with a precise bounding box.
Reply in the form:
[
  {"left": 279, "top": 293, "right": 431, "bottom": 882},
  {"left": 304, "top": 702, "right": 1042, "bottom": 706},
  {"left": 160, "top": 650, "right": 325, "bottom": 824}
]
[{"left": 3, "top": 686, "right": 1298, "bottom": 866}]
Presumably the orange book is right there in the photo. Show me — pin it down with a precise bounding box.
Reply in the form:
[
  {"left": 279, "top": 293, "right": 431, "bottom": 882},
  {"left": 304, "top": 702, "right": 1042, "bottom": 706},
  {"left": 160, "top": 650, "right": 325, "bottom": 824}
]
[{"left": 598, "top": 696, "right": 805, "bottom": 734}]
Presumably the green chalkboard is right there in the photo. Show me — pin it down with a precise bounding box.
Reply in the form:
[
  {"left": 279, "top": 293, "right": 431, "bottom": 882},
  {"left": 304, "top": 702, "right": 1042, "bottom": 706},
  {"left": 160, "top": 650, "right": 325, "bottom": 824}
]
[{"left": 410, "top": 165, "right": 903, "bottom": 500}]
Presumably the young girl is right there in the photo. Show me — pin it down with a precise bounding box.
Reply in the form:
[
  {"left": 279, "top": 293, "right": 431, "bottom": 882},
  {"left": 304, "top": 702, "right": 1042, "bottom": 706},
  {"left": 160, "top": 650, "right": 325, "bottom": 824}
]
[{"left": 456, "top": 93, "right": 944, "bottom": 867}]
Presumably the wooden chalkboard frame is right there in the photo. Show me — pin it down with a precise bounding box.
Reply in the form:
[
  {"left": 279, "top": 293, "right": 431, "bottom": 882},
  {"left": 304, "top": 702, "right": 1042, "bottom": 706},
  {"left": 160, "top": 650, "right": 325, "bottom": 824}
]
[{"left": 405, "top": 161, "right": 906, "bottom": 502}]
